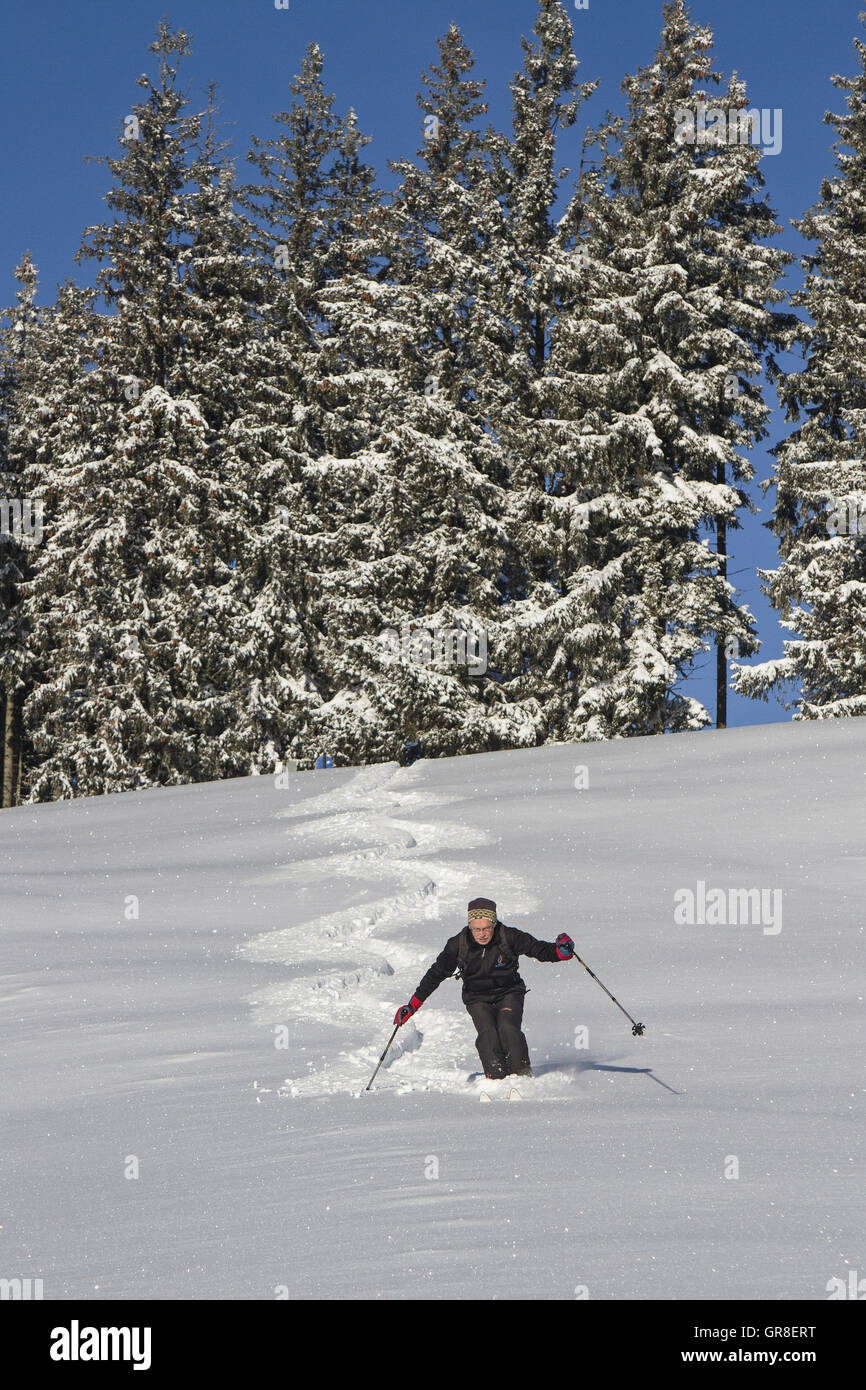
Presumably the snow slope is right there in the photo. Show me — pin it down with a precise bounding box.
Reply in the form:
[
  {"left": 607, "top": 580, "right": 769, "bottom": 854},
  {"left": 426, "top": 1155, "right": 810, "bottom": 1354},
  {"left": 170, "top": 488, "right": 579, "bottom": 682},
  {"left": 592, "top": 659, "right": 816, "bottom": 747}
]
[{"left": 1, "top": 721, "right": 864, "bottom": 1300}]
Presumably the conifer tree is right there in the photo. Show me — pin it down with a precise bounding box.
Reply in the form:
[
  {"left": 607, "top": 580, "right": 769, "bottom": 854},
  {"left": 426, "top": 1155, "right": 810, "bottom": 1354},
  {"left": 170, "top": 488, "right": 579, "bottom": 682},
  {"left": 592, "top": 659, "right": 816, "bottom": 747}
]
[
  {"left": 306, "top": 28, "right": 546, "bottom": 764},
  {"left": 480, "top": 0, "right": 601, "bottom": 734},
  {"left": 17, "top": 22, "right": 305, "bottom": 798},
  {"left": 1, "top": 257, "right": 97, "bottom": 802},
  {"left": 175, "top": 87, "right": 321, "bottom": 772},
  {"left": 515, "top": 0, "right": 789, "bottom": 739},
  {"left": 241, "top": 45, "right": 383, "bottom": 765},
  {"left": 0, "top": 254, "right": 43, "bottom": 804},
  {"left": 733, "top": 18, "right": 866, "bottom": 719}
]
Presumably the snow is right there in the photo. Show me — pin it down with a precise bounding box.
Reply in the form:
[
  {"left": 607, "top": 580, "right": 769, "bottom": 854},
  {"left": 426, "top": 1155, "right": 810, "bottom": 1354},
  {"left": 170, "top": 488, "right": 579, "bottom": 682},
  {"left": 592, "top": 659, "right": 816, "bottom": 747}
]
[{"left": 2, "top": 720, "right": 864, "bottom": 1299}]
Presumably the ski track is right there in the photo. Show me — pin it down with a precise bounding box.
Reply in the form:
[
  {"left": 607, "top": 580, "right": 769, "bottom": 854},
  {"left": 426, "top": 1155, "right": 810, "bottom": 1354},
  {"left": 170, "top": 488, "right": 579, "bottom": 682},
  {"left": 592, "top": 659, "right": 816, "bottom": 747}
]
[{"left": 238, "top": 763, "right": 543, "bottom": 1099}]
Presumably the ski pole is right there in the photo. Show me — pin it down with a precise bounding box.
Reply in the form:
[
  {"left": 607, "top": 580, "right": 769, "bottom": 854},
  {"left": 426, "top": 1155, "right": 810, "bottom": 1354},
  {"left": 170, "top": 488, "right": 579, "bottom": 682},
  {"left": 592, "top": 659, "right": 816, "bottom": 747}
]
[
  {"left": 573, "top": 951, "right": 645, "bottom": 1036},
  {"left": 365, "top": 1023, "right": 400, "bottom": 1091}
]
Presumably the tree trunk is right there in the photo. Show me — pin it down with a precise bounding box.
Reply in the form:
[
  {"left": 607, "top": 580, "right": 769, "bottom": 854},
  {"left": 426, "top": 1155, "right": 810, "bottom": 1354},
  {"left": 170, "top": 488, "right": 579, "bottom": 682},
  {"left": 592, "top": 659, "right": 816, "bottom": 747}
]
[
  {"left": 13, "top": 695, "right": 23, "bottom": 803},
  {"left": 2, "top": 688, "right": 18, "bottom": 808},
  {"left": 0, "top": 689, "right": 6, "bottom": 806},
  {"left": 716, "top": 472, "right": 728, "bottom": 729}
]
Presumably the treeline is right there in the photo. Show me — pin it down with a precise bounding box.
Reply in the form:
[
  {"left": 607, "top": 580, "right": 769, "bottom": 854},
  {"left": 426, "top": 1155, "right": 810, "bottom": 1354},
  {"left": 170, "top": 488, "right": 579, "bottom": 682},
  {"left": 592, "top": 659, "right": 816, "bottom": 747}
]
[{"left": 1, "top": 0, "right": 864, "bottom": 804}]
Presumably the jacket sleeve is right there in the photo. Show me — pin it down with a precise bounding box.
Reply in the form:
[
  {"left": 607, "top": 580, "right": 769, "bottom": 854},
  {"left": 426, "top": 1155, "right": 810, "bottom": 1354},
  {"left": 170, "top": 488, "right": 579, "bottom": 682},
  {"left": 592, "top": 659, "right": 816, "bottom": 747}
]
[
  {"left": 506, "top": 926, "right": 560, "bottom": 963},
  {"left": 414, "top": 935, "right": 461, "bottom": 1002}
]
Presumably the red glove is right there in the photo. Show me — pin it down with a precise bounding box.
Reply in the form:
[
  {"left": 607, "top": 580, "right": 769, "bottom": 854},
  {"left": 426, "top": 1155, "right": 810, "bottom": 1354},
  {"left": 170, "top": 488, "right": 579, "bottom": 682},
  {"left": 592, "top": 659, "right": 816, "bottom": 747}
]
[
  {"left": 555, "top": 933, "right": 575, "bottom": 960},
  {"left": 394, "top": 994, "right": 423, "bottom": 1026}
]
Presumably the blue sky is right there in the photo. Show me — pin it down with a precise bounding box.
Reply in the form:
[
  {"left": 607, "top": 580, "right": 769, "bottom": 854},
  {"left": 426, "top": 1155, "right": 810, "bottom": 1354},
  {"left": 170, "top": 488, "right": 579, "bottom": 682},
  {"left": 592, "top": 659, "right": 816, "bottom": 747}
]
[{"left": 3, "top": 0, "right": 863, "bottom": 728}]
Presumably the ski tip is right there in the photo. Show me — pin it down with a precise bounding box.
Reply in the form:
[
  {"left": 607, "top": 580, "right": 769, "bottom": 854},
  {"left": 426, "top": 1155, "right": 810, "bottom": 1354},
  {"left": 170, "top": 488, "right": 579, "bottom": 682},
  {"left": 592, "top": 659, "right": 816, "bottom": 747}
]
[
  {"left": 479, "top": 1092, "right": 492, "bottom": 1103},
  {"left": 508, "top": 1088, "right": 522, "bottom": 1101}
]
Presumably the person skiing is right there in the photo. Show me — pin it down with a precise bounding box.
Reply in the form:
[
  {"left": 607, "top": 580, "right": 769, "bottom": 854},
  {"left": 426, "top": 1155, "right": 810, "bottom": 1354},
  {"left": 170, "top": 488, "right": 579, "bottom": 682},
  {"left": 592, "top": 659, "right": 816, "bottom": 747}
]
[{"left": 393, "top": 897, "right": 575, "bottom": 1080}]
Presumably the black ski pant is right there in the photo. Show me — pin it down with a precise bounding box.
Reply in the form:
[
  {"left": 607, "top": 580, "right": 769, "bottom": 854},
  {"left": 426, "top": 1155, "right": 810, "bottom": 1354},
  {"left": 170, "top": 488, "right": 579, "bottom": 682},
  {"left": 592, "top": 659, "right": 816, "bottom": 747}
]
[{"left": 465, "top": 990, "right": 530, "bottom": 1078}]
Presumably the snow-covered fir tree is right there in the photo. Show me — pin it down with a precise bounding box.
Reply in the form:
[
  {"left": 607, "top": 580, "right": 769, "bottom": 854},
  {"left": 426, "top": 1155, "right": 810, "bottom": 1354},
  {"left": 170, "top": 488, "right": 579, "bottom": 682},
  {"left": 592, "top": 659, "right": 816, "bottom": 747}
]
[
  {"left": 527, "top": 0, "right": 789, "bottom": 738},
  {"left": 1, "top": 257, "right": 103, "bottom": 802},
  {"left": 172, "top": 88, "right": 322, "bottom": 773},
  {"left": 17, "top": 22, "right": 313, "bottom": 798},
  {"left": 241, "top": 45, "right": 384, "bottom": 762},
  {"left": 0, "top": 253, "right": 43, "bottom": 804},
  {"left": 306, "top": 27, "right": 546, "bottom": 764},
  {"left": 733, "top": 18, "right": 866, "bottom": 719},
  {"left": 478, "top": 0, "right": 599, "bottom": 738}
]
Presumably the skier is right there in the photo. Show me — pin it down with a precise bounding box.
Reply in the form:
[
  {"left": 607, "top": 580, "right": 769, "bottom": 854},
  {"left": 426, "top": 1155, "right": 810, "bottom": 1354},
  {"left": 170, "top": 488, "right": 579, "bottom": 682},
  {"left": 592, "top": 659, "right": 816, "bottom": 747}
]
[{"left": 393, "top": 897, "right": 575, "bottom": 1079}]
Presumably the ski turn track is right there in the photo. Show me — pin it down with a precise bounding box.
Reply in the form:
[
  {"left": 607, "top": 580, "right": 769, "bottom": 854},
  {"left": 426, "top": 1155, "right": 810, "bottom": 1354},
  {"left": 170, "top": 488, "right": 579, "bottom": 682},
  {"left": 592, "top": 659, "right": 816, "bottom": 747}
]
[{"left": 238, "top": 763, "right": 538, "bottom": 1099}]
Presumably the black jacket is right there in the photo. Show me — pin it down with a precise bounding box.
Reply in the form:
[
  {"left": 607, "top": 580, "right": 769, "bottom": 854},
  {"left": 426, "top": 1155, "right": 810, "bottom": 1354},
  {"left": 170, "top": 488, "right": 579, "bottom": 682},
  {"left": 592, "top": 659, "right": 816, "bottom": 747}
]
[{"left": 414, "top": 922, "right": 561, "bottom": 1005}]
